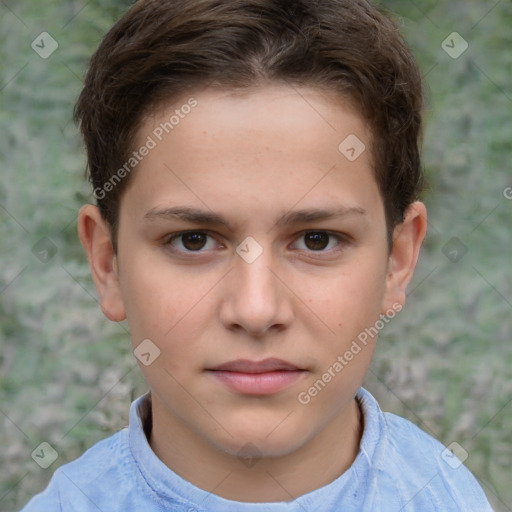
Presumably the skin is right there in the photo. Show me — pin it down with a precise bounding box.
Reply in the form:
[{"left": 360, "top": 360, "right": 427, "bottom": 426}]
[{"left": 78, "top": 84, "right": 427, "bottom": 502}]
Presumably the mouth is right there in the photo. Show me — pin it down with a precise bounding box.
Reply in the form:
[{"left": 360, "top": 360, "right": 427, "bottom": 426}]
[{"left": 206, "top": 358, "right": 306, "bottom": 395}]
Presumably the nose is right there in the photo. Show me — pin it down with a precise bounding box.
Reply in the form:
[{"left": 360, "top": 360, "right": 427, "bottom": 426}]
[{"left": 219, "top": 248, "right": 293, "bottom": 337}]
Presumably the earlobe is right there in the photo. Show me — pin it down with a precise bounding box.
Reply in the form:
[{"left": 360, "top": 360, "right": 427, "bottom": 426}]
[
  {"left": 77, "top": 204, "right": 126, "bottom": 322},
  {"left": 382, "top": 201, "right": 428, "bottom": 314}
]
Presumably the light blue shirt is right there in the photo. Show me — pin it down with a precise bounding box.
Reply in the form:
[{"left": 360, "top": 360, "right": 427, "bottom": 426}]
[{"left": 20, "top": 388, "right": 493, "bottom": 511}]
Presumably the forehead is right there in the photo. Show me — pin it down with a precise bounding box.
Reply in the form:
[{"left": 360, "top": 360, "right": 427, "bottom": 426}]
[
  {"left": 141, "top": 84, "right": 369, "bottom": 160},
  {"left": 123, "top": 84, "right": 383, "bottom": 227}
]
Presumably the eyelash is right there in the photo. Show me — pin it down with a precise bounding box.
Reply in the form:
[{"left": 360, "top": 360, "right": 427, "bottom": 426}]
[
  {"left": 165, "top": 230, "right": 222, "bottom": 253},
  {"left": 163, "top": 230, "right": 348, "bottom": 256},
  {"left": 291, "top": 231, "right": 345, "bottom": 253}
]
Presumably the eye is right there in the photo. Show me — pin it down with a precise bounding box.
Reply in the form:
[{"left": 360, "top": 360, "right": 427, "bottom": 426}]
[
  {"left": 166, "top": 231, "right": 218, "bottom": 252},
  {"left": 292, "top": 231, "right": 343, "bottom": 252}
]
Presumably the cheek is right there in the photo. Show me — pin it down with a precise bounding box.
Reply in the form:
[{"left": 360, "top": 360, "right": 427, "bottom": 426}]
[
  {"left": 119, "top": 261, "right": 181, "bottom": 343},
  {"left": 300, "top": 259, "right": 386, "bottom": 332},
  {"left": 120, "top": 260, "right": 218, "bottom": 360}
]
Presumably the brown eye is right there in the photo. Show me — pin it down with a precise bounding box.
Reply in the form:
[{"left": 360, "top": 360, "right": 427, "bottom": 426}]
[
  {"left": 165, "top": 230, "right": 224, "bottom": 255},
  {"left": 181, "top": 232, "right": 208, "bottom": 250},
  {"left": 291, "top": 231, "right": 345, "bottom": 253},
  {"left": 304, "top": 232, "right": 330, "bottom": 250}
]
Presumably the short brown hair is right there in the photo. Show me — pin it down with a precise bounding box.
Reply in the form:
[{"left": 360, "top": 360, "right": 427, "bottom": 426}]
[{"left": 75, "top": 0, "right": 424, "bottom": 250}]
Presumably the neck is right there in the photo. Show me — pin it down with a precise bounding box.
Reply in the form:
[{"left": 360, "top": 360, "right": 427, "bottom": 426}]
[{"left": 147, "top": 396, "right": 363, "bottom": 502}]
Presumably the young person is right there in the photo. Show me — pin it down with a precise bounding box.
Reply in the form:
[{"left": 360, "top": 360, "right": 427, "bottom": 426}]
[{"left": 21, "top": 0, "right": 493, "bottom": 510}]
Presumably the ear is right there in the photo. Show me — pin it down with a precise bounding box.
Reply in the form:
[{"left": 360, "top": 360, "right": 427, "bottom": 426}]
[
  {"left": 381, "top": 201, "right": 428, "bottom": 314},
  {"left": 77, "top": 204, "right": 126, "bottom": 322}
]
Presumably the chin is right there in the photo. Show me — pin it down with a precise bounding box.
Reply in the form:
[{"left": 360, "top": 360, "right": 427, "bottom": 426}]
[{"left": 212, "top": 423, "right": 310, "bottom": 460}]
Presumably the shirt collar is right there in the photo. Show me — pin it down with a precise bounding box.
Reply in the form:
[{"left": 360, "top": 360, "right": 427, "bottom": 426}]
[{"left": 128, "top": 387, "right": 385, "bottom": 511}]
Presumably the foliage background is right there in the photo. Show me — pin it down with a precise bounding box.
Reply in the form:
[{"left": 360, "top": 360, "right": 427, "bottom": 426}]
[{"left": 0, "top": 0, "right": 510, "bottom": 510}]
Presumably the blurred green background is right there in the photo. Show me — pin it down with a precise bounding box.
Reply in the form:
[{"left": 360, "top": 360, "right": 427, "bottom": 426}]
[{"left": 0, "top": 0, "right": 510, "bottom": 510}]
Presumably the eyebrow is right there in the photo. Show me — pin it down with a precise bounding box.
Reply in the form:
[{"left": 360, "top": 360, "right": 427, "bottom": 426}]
[
  {"left": 143, "top": 207, "right": 231, "bottom": 228},
  {"left": 143, "top": 205, "right": 367, "bottom": 229},
  {"left": 276, "top": 206, "right": 367, "bottom": 226}
]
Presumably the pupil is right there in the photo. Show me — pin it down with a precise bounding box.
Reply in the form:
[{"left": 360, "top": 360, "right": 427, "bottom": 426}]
[
  {"left": 305, "top": 232, "right": 329, "bottom": 250},
  {"left": 183, "top": 232, "right": 207, "bottom": 250}
]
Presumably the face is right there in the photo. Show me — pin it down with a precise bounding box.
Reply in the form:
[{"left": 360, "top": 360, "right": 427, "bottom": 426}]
[{"left": 92, "top": 85, "right": 416, "bottom": 461}]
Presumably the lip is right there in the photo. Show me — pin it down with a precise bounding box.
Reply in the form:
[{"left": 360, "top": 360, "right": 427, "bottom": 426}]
[
  {"left": 209, "top": 358, "right": 301, "bottom": 373},
  {"left": 206, "top": 358, "right": 306, "bottom": 395}
]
